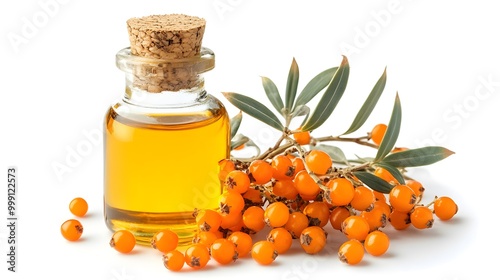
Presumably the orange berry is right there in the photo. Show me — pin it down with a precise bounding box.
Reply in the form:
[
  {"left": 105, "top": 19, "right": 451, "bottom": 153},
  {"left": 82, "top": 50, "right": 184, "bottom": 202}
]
[
  {"left": 341, "top": 215, "right": 370, "bottom": 242},
  {"left": 303, "top": 201, "right": 330, "bottom": 227},
  {"left": 406, "top": 180, "right": 425, "bottom": 199},
  {"left": 370, "top": 123, "right": 387, "bottom": 146},
  {"left": 151, "top": 229, "right": 178, "bottom": 253},
  {"left": 360, "top": 207, "right": 387, "bottom": 232},
  {"left": 192, "top": 231, "right": 218, "bottom": 248},
  {"left": 300, "top": 226, "right": 327, "bottom": 254},
  {"left": 293, "top": 130, "right": 311, "bottom": 145},
  {"left": 410, "top": 206, "right": 434, "bottom": 229},
  {"left": 434, "top": 196, "right": 458, "bottom": 221},
  {"left": 225, "top": 170, "right": 250, "bottom": 194},
  {"left": 373, "top": 191, "right": 387, "bottom": 203},
  {"left": 60, "top": 219, "right": 83, "bottom": 241},
  {"left": 293, "top": 170, "right": 321, "bottom": 199},
  {"left": 251, "top": 241, "right": 278, "bottom": 265},
  {"left": 272, "top": 179, "right": 299, "bottom": 200},
  {"left": 264, "top": 201, "right": 290, "bottom": 228},
  {"left": 163, "top": 250, "right": 185, "bottom": 271},
  {"left": 267, "top": 227, "right": 293, "bottom": 254},
  {"left": 374, "top": 167, "right": 397, "bottom": 184},
  {"left": 248, "top": 160, "right": 274, "bottom": 185},
  {"left": 373, "top": 200, "right": 391, "bottom": 218},
  {"left": 389, "top": 185, "right": 417, "bottom": 212},
  {"left": 218, "top": 159, "right": 235, "bottom": 181},
  {"left": 292, "top": 157, "right": 306, "bottom": 176},
  {"left": 184, "top": 244, "right": 210, "bottom": 269},
  {"left": 219, "top": 190, "right": 245, "bottom": 216},
  {"left": 326, "top": 178, "right": 355, "bottom": 206},
  {"left": 364, "top": 230, "right": 390, "bottom": 256},
  {"left": 227, "top": 231, "right": 253, "bottom": 258},
  {"left": 195, "top": 209, "right": 222, "bottom": 233},
  {"left": 211, "top": 238, "right": 238, "bottom": 265},
  {"left": 329, "top": 206, "right": 351, "bottom": 231},
  {"left": 339, "top": 239, "right": 364, "bottom": 265},
  {"left": 284, "top": 211, "right": 309, "bottom": 239},
  {"left": 388, "top": 210, "right": 411, "bottom": 230},
  {"left": 220, "top": 210, "right": 243, "bottom": 230},
  {"left": 271, "top": 155, "right": 295, "bottom": 180},
  {"left": 242, "top": 206, "right": 266, "bottom": 232},
  {"left": 305, "top": 150, "right": 332, "bottom": 175},
  {"left": 242, "top": 188, "right": 263, "bottom": 205},
  {"left": 69, "top": 197, "right": 88, "bottom": 217},
  {"left": 350, "top": 186, "right": 375, "bottom": 211},
  {"left": 109, "top": 230, "right": 136, "bottom": 254}
]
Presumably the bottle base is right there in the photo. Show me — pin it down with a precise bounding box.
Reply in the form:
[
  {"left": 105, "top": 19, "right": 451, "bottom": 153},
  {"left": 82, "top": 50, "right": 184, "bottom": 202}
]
[{"left": 104, "top": 204, "right": 198, "bottom": 246}]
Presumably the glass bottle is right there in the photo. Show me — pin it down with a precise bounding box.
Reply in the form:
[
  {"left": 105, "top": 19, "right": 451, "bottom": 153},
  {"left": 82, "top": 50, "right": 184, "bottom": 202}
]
[{"left": 104, "top": 46, "right": 230, "bottom": 245}]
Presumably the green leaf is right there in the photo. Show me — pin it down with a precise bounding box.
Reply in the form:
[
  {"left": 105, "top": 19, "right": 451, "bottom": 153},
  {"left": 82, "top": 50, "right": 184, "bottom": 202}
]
[
  {"left": 343, "top": 67, "right": 387, "bottom": 135},
  {"left": 230, "top": 111, "right": 242, "bottom": 139},
  {"left": 261, "top": 76, "right": 284, "bottom": 115},
  {"left": 374, "top": 162, "right": 405, "bottom": 185},
  {"left": 375, "top": 93, "right": 401, "bottom": 162},
  {"left": 381, "top": 146, "right": 455, "bottom": 167},
  {"left": 312, "top": 144, "right": 348, "bottom": 165},
  {"left": 293, "top": 67, "right": 338, "bottom": 110},
  {"left": 285, "top": 58, "right": 300, "bottom": 112},
  {"left": 231, "top": 134, "right": 249, "bottom": 150},
  {"left": 223, "top": 92, "right": 285, "bottom": 131},
  {"left": 353, "top": 171, "right": 394, "bottom": 194},
  {"left": 290, "top": 105, "right": 310, "bottom": 119},
  {"left": 301, "top": 56, "right": 350, "bottom": 131}
]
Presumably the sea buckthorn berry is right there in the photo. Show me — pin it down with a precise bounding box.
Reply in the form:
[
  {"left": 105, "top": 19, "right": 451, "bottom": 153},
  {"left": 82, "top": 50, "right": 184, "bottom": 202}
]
[
  {"left": 218, "top": 159, "right": 235, "bottom": 181},
  {"left": 184, "top": 244, "right": 210, "bottom": 269},
  {"left": 271, "top": 155, "right": 295, "bottom": 181},
  {"left": 364, "top": 230, "right": 390, "bottom": 256},
  {"left": 350, "top": 186, "right": 375, "bottom": 211},
  {"left": 329, "top": 206, "right": 351, "bottom": 231},
  {"left": 389, "top": 185, "right": 417, "bottom": 213},
  {"left": 374, "top": 167, "right": 397, "bottom": 184},
  {"left": 410, "top": 206, "right": 434, "bottom": 229},
  {"left": 151, "top": 229, "right": 179, "bottom": 253},
  {"left": 163, "top": 250, "right": 184, "bottom": 272},
  {"left": 272, "top": 180, "right": 299, "bottom": 200},
  {"left": 225, "top": 170, "right": 250, "bottom": 194},
  {"left": 389, "top": 210, "right": 411, "bottom": 230},
  {"left": 285, "top": 211, "right": 309, "bottom": 239},
  {"left": 361, "top": 208, "right": 387, "bottom": 232},
  {"left": 303, "top": 201, "right": 330, "bottom": 227},
  {"left": 192, "top": 231, "right": 218, "bottom": 248},
  {"left": 370, "top": 123, "right": 387, "bottom": 146},
  {"left": 219, "top": 190, "right": 245, "bottom": 216},
  {"left": 69, "top": 197, "right": 88, "bottom": 217},
  {"left": 251, "top": 241, "right": 278, "bottom": 265},
  {"left": 341, "top": 215, "right": 370, "bottom": 242},
  {"left": 434, "top": 196, "right": 458, "bottom": 221},
  {"left": 195, "top": 209, "right": 222, "bottom": 233},
  {"left": 243, "top": 188, "right": 263, "bottom": 206},
  {"left": 338, "top": 239, "right": 364, "bottom": 265},
  {"left": 373, "top": 200, "right": 391, "bottom": 218},
  {"left": 248, "top": 160, "right": 273, "bottom": 185},
  {"left": 305, "top": 150, "right": 332, "bottom": 175},
  {"left": 406, "top": 180, "right": 425, "bottom": 199},
  {"left": 109, "top": 230, "right": 136, "bottom": 253},
  {"left": 300, "top": 226, "right": 327, "bottom": 254},
  {"left": 292, "top": 157, "right": 305, "bottom": 176},
  {"left": 227, "top": 231, "right": 253, "bottom": 258},
  {"left": 293, "top": 130, "right": 311, "bottom": 145},
  {"left": 326, "top": 178, "right": 355, "bottom": 206},
  {"left": 61, "top": 219, "right": 83, "bottom": 241},
  {"left": 242, "top": 206, "right": 266, "bottom": 232},
  {"left": 211, "top": 238, "right": 238, "bottom": 265},
  {"left": 220, "top": 210, "right": 243, "bottom": 230},
  {"left": 264, "top": 201, "right": 290, "bottom": 228},
  {"left": 267, "top": 227, "right": 293, "bottom": 254},
  {"left": 294, "top": 170, "right": 321, "bottom": 199},
  {"left": 373, "top": 191, "right": 387, "bottom": 202}
]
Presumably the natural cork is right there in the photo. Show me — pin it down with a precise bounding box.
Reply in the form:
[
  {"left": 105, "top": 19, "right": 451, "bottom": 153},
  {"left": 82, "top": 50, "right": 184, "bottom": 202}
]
[{"left": 126, "top": 14, "right": 207, "bottom": 93}]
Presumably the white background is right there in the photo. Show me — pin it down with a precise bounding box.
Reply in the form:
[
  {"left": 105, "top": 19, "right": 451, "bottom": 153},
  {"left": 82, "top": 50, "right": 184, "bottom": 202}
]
[{"left": 1, "top": 0, "right": 499, "bottom": 279}]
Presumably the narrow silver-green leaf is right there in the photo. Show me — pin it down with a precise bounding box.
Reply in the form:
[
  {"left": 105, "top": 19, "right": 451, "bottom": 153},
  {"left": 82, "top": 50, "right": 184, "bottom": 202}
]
[
  {"left": 381, "top": 146, "right": 455, "bottom": 167},
  {"left": 261, "top": 76, "right": 284, "bottom": 115},
  {"left": 374, "top": 162, "right": 405, "bottom": 185},
  {"left": 231, "top": 134, "right": 249, "bottom": 150},
  {"left": 343, "top": 67, "right": 387, "bottom": 135},
  {"left": 301, "top": 56, "right": 349, "bottom": 131},
  {"left": 223, "top": 92, "right": 284, "bottom": 131},
  {"left": 294, "top": 67, "right": 338, "bottom": 110},
  {"left": 230, "top": 111, "right": 242, "bottom": 139},
  {"left": 312, "top": 144, "right": 348, "bottom": 165},
  {"left": 353, "top": 171, "right": 394, "bottom": 194},
  {"left": 291, "top": 105, "right": 310, "bottom": 119},
  {"left": 375, "top": 93, "right": 401, "bottom": 162},
  {"left": 285, "top": 58, "right": 299, "bottom": 112}
]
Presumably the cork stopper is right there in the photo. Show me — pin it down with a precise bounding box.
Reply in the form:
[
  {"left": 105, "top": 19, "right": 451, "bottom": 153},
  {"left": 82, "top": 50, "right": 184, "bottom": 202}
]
[{"left": 124, "top": 14, "right": 209, "bottom": 93}]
